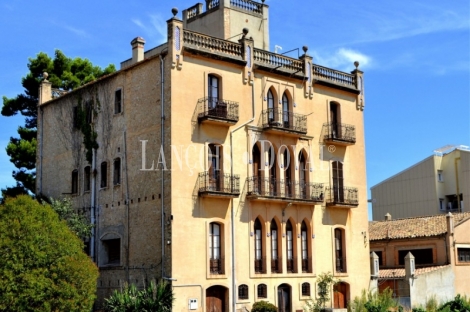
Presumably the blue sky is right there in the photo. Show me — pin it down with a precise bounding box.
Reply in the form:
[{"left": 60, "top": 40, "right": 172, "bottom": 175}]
[{"left": 0, "top": 0, "right": 469, "bottom": 218}]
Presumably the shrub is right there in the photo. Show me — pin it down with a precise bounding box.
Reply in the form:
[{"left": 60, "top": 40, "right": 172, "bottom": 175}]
[
  {"left": 252, "top": 300, "right": 278, "bottom": 312},
  {"left": 438, "top": 294, "right": 470, "bottom": 312},
  {"left": 348, "top": 288, "right": 399, "bottom": 312},
  {"left": 0, "top": 195, "right": 99, "bottom": 311}
]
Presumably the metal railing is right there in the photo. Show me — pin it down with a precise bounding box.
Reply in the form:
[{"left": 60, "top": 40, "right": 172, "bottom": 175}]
[
  {"left": 230, "top": 0, "right": 263, "bottom": 14},
  {"left": 247, "top": 176, "right": 323, "bottom": 202},
  {"left": 323, "top": 122, "right": 356, "bottom": 143},
  {"left": 325, "top": 186, "right": 358, "bottom": 206},
  {"left": 271, "top": 257, "right": 282, "bottom": 273},
  {"left": 206, "top": 0, "right": 220, "bottom": 10},
  {"left": 210, "top": 257, "right": 224, "bottom": 274},
  {"left": 253, "top": 49, "right": 303, "bottom": 72},
  {"left": 313, "top": 64, "right": 356, "bottom": 86},
  {"left": 199, "top": 171, "right": 240, "bottom": 195},
  {"left": 197, "top": 97, "right": 239, "bottom": 122},
  {"left": 262, "top": 109, "right": 307, "bottom": 133}
]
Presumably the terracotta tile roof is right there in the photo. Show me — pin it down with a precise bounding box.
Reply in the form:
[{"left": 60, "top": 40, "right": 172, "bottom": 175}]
[
  {"left": 369, "top": 212, "right": 470, "bottom": 241},
  {"left": 378, "top": 265, "right": 450, "bottom": 279}
]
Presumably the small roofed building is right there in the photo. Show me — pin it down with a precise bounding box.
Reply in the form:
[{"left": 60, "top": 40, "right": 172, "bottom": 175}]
[{"left": 369, "top": 212, "right": 470, "bottom": 308}]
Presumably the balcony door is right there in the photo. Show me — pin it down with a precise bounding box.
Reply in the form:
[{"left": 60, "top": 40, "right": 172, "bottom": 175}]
[
  {"left": 332, "top": 161, "right": 344, "bottom": 202},
  {"left": 278, "top": 284, "right": 291, "bottom": 312},
  {"left": 330, "top": 102, "right": 340, "bottom": 138},
  {"left": 271, "top": 220, "right": 280, "bottom": 273},
  {"left": 299, "top": 152, "right": 307, "bottom": 199},
  {"left": 252, "top": 144, "right": 262, "bottom": 193},
  {"left": 284, "top": 149, "right": 292, "bottom": 197},
  {"left": 208, "top": 75, "right": 219, "bottom": 109},
  {"left": 286, "top": 220, "right": 294, "bottom": 272},
  {"left": 268, "top": 147, "right": 277, "bottom": 196},
  {"left": 208, "top": 144, "right": 221, "bottom": 191},
  {"left": 282, "top": 93, "right": 290, "bottom": 128},
  {"left": 254, "top": 218, "right": 263, "bottom": 273},
  {"left": 267, "top": 89, "right": 278, "bottom": 125}
]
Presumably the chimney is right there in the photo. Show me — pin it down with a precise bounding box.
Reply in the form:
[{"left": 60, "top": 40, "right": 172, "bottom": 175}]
[
  {"left": 405, "top": 252, "right": 415, "bottom": 279},
  {"left": 446, "top": 212, "right": 454, "bottom": 235},
  {"left": 384, "top": 213, "right": 392, "bottom": 221},
  {"left": 131, "top": 37, "right": 146, "bottom": 64},
  {"left": 370, "top": 252, "right": 379, "bottom": 278},
  {"left": 38, "top": 72, "right": 52, "bottom": 105},
  {"left": 446, "top": 212, "right": 455, "bottom": 265}
]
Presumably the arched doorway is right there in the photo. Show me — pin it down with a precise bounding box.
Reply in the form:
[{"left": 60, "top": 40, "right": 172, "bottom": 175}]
[
  {"left": 278, "top": 284, "right": 291, "bottom": 312},
  {"left": 206, "top": 285, "right": 228, "bottom": 312},
  {"left": 333, "top": 282, "right": 349, "bottom": 309}
]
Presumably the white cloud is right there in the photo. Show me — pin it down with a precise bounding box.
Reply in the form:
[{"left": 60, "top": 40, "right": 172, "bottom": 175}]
[
  {"left": 313, "top": 48, "right": 372, "bottom": 72},
  {"left": 63, "top": 25, "right": 89, "bottom": 38},
  {"left": 131, "top": 14, "right": 167, "bottom": 44}
]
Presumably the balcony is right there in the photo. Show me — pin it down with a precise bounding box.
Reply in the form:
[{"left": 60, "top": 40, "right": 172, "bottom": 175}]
[
  {"left": 325, "top": 186, "right": 359, "bottom": 208},
  {"left": 210, "top": 257, "right": 224, "bottom": 275},
  {"left": 323, "top": 122, "right": 356, "bottom": 146},
  {"left": 262, "top": 109, "right": 307, "bottom": 136},
  {"left": 271, "top": 257, "right": 283, "bottom": 273},
  {"left": 246, "top": 177, "right": 323, "bottom": 204},
  {"left": 197, "top": 97, "right": 239, "bottom": 125},
  {"left": 199, "top": 172, "right": 240, "bottom": 198}
]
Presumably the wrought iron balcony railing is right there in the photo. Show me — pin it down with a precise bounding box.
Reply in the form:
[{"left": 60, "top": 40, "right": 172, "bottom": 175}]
[
  {"left": 325, "top": 186, "right": 359, "bottom": 207},
  {"left": 254, "top": 257, "right": 266, "bottom": 274},
  {"left": 198, "top": 171, "right": 240, "bottom": 197},
  {"left": 323, "top": 122, "right": 356, "bottom": 145},
  {"left": 210, "top": 257, "right": 224, "bottom": 274},
  {"left": 197, "top": 97, "right": 239, "bottom": 124},
  {"left": 246, "top": 176, "right": 323, "bottom": 202},
  {"left": 262, "top": 109, "right": 307, "bottom": 134},
  {"left": 271, "top": 256, "right": 283, "bottom": 273}
]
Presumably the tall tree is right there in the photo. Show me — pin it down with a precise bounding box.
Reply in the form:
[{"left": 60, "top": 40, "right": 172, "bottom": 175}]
[{"left": 1, "top": 50, "right": 115, "bottom": 199}]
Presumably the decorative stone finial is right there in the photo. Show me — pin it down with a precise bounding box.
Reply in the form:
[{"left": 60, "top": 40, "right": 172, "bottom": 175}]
[
  {"left": 171, "top": 7, "right": 178, "bottom": 17},
  {"left": 42, "top": 72, "right": 49, "bottom": 81},
  {"left": 302, "top": 46, "right": 308, "bottom": 54},
  {"left": 242, "top": 28, "right": 249, "bottom": 36},
  {"left": 354, "top": 61, "right": 359, "bottom": 69}
]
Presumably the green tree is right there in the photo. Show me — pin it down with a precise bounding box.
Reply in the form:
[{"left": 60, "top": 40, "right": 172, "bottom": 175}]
[
  {"left": 1, "top": 50, "right": 115, "bottom": 199},
  {"left": 304, "top": 272, "right": 338, "bottom": 312},
  {"left": 0, "top": 195, "right": 99, "bottom": 311},
  {"left": 104, "top": 280, "right": 174, "bottom": 312},
  {"left": 252, "top": 301, "right": 278, "bottom": 312},
  {"left": 49, "top": 197, "right": 93, "bottom": 239}
]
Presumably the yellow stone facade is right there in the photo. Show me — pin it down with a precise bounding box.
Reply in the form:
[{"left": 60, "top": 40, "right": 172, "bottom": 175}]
[{"left": 37, "top": 1, "right": 370, "bottom": 311}]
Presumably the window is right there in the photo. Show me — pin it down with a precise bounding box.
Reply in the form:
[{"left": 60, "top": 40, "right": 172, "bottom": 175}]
[
  {"left": 330, "top": 102, "right": 341, "bottom": 138},
  {"left": 209, "top": 222, "right": 223, "bottom": 274},
  {"left": 301, "top": 282, "right": 311, "bottom": 297},
  {"left": 113, "top": 158, "right": 121, "bottom": 186},
  {"left": 100, "top": 162, "right": 108, "bottom": 188},
  {"left": 257, "top": 284, "right": 267, "bottom": 298},
  {"left": 208, "top": 144, "right": 221, "bottom": 191},
  {"left": 268, "top": 146, "right": 277, "bottom": 196},
  {"left": 335, "top": 228, "right": 346, "bottom": 272},
  {"left": 71, "top": 169, "right": 79, "bottom": 194},
  {"left": 103, "top": 238, "right": 121, "bottom": 265},
  {"left": 398, "top": 249, "right": 433, "bottom": 265},
  {"left": 332, "top": 161, "right": 344, "bottom": 202},
  {"left": 373, "top": 251, "right": 384, "bottom": 266},
  {"left": 439, "top": 198, "right": 445, "bottom": 211},
  {"left": 458, "top": 248, "right": 470, "bottom": 263},
  {"left": 254, "top": 218, "right": 264, "bottom": 273},
  {"left": 85, "top": 100, "right": 93, "bottom": 124},
  {"left": 84, "top": 166, "right": 91, "bottom": 192},
  {"left": 252, "top": 144, "right": 262, "bottom": 193},
  {"left": 208, "top": 74, "right": 219, "bottom": 108},
  {"left": 286, "top": 220, "right": 295, "bottom": 273},
  {"left": 284, "top": 148, "right": 292, "bottom": 196},
  {"left": 271, "top": 219, "right": 281, "bottom": 273},
  {"left": 301, "top": 221, "right": 309, "bottom": 272},
  {"left": 437, "top": 170, "right": 443, "bottom": 182},
  {"left": 299, "top": 152, "right": 308, "bottom": 198},
  {"left": 267, "top": 89, "right": 275, "bottom": 123},
  {"left": 238, "top": 284, "right": 248, "bottom": 300},
  {"left": 282, "top": 92, "right": 290, "bottom": 127},
  {"left": 114, "top": 89, "right": 122, "bottom": 114},
  {"left": 73, "top": 106, "right": 79, "bottom": 129}
]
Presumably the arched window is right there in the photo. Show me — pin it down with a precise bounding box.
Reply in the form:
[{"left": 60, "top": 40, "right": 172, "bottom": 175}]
[
  {"left": 238, "top": 284, "right": 249, "bottom": 300},
  {"left": 271, "top": 219, "right": 281, "bottom": 273},
  {"left": 299, "top": 152, "right": 308, "bottom": 198},
  {"left": 252, "top": 144, "right": 262, "bottom": 193},
  {"left": 301, "top": 282, "right": 311, "bottom": 296},
  {"left": 301, "top": 221, "right": 309, "bottom": 272},
  {"left": 335, "top": 228, "right": 346, "bottom": 273},
  {"left": 268, "top": 146, "right": 277, "bottom": 196},
  {"left": 254, "top": 218, "right": 264, "bottom": 273},
  {"left": 330, "top": 102, "right": 341, "bottom": 138},
  {"left": 113, "top": 158, "right": 121, "bottom": 186},
  {"left": 71, "top": 169, "right": 78, "bottom": 194},
  {"left": 257, "top": 284, "right": 267, "bottom": 298},
  {"left": 282, "top": 92, "right": 290, "bottom": 127},
  {"left": 267, "top": 89, "right": 275, "bottom": 123},
  {"left": 286, "top": 220, "right": 295, "bottom": 273},
  {"left": 209, "top": 222, "right": 223, "bottom": 274},
  {"left": 284, "top": 148, "right": 292, "bottom": 196},
  {"left": 84, "top": 166, "right": 91, "bottom": 192},
  {"left": 332, "top": 161, "right": 344, "bottom": 202},
  {"left": 208, "top": 74, "right": 219, "bottom": 108},
  {"left": 100, "top": 162, "right": 108, "bottom": 188}
]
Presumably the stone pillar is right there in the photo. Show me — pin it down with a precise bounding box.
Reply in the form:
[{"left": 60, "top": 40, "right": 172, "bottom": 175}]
[
  {"left": 405, "top": 252, "right": 415, "bottom": 279},
  {"left": 38, "top": 72, "right": 52, "bottom": 105},
  {"left": 446, "top": 212, "right": 454, "bottom": 265},
  {"left": 131, "top": 37, "right": 146, "bottom": 65},
  {"left": 370, "top": 252, "right": 379, "bottom": 293},
  {"left": 299, "top": 46, "right": 313, "bottom": 99},
  {"left": 167, "top": 8, "right": 184, "bottom": 69},
  {"left": 351, "top": 61, "right": 365, "bottom": 110}
]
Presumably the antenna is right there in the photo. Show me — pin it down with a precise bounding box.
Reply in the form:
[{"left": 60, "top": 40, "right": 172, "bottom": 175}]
[{"left": 274, "top": 45, "right": 282, "bottom": 53}]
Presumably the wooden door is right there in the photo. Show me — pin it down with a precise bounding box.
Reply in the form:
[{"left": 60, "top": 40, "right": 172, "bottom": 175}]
[
  {"left": 334, "top": 283, "right": 347, "bottom": 309},
  {"left": 278, "top": 284, "right": 291, "bottom": 312},
  {"left": 206, "top": 286, "right": 225, "bottom": 312}
]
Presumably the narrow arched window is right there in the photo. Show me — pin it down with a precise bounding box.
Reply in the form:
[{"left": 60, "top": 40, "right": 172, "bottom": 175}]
[
  {"left": 84, "top": 166, "right": 91, "bottom": 192},
  {"left": 332, "top": 161, "right": 344, "bottom": 202},
  {"left": 254, "top": 218, "right": 264, "bottom": 273},
  {"left": 302, "top": 282, "right": 311, "bottom": 296},
  {"left": 238, "top": 284, "right": 248, "bottom": 300},
  {"left": 282, "top": 93, "right": 290, "bottom": 127},
  {"left": 299, "top": 152, "right": 308, "bottom": 198},
  {"left": 71, "top": 169, "right": 78, "bottom": 194},
  {"left": 208, "top": 74, "right": 219, "bottom": 108},
  {"left": 113, "top": 158, "right": 121, "bottom": 186},
  {"left": 271, "top": 219, "right": 281, "bottom": 273},
  {"left": 286, "top": 220, "right": 294, "bottom": 272},
  {"left": 208, "top": 144, "right": 222, "bottom": 191},
  {"left": 100, "top": 162, "right": 108, "bottom": 188},
  {"left": 267, "top": 89, "right": 275, "bottom": 122},
  {"left": 252, "top": 144, "right": 262, "bottom": 194},
  {"left": 335, "top": 228, "right": 346, "bottom": 272},
  {"left": 301, "top": 221, "right": 309, "bottom": 272},
  {"left": 209, "top": 222, "right": 223, "bottom": 274},
  {"left": 257, "top": 284, "right": 267, "bottom": 298}
]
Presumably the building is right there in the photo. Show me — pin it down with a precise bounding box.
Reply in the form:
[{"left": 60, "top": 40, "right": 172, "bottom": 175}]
[
  {"left": 37, "top": 0, "right": 370, "bottom": 311},
  {"left": 369, "top": 212, "right": 470, "bottom": 308},
  {"left": 370, "top": 145, "right": 470, "bottom": 221}
]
